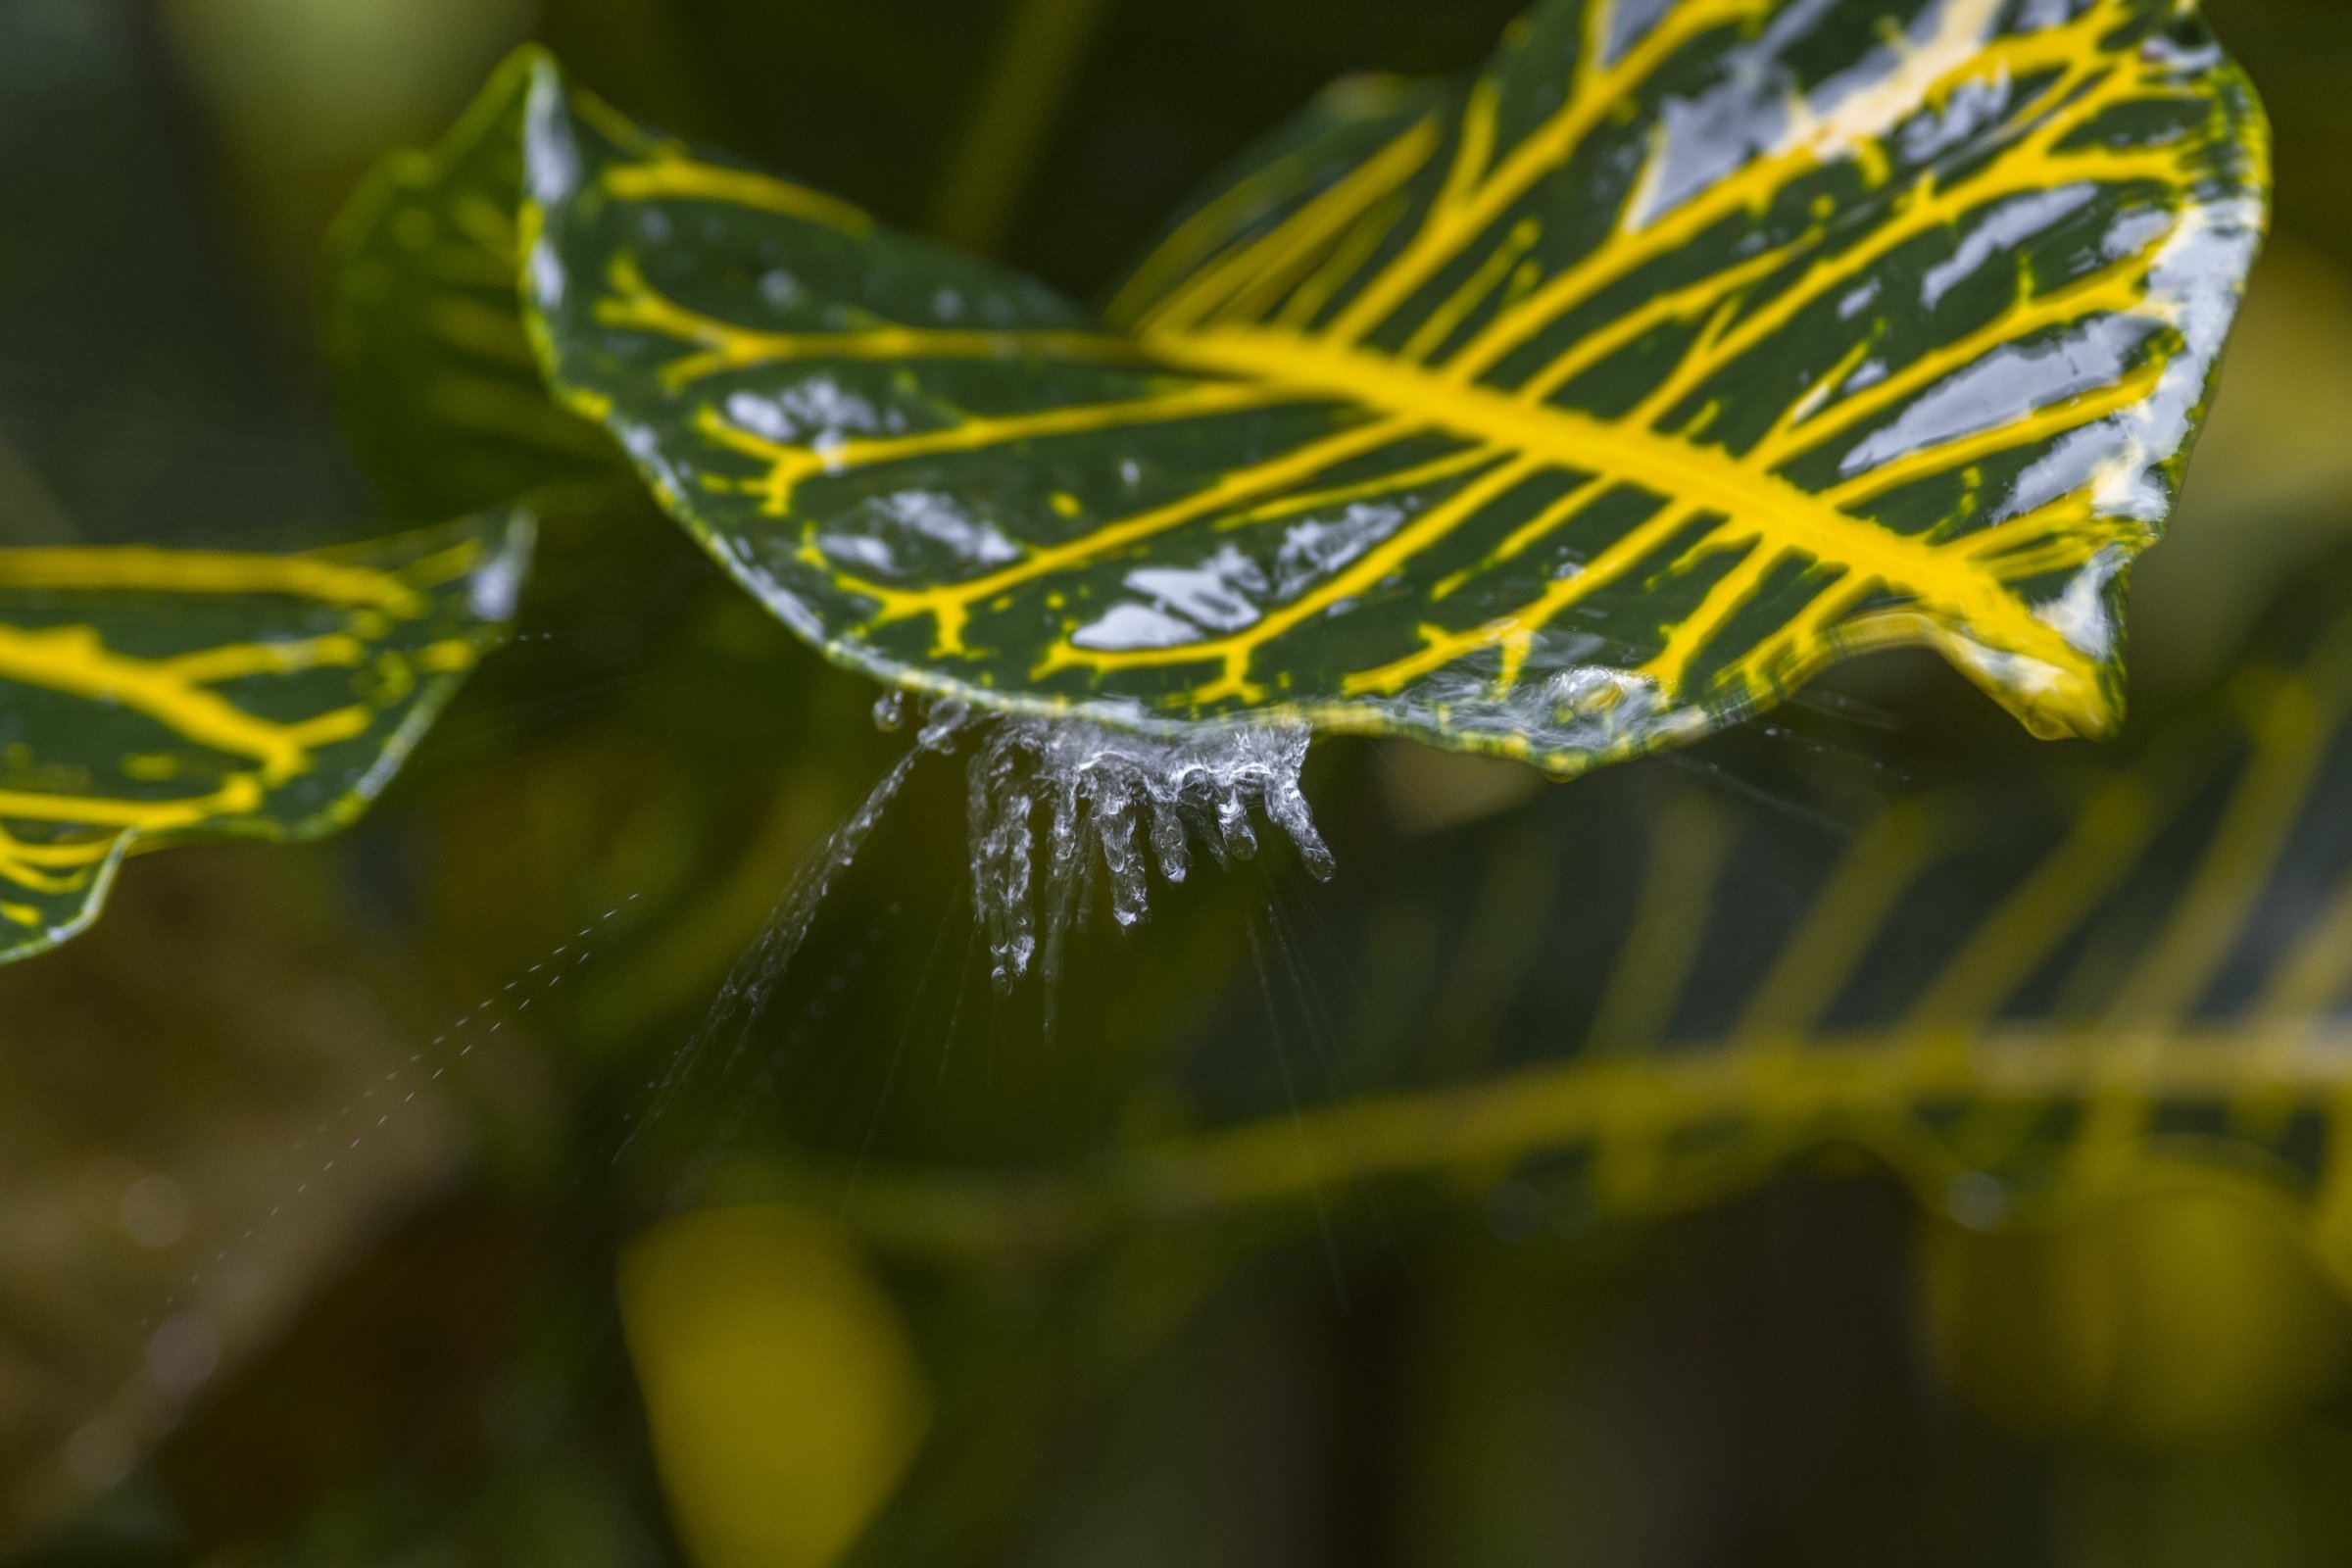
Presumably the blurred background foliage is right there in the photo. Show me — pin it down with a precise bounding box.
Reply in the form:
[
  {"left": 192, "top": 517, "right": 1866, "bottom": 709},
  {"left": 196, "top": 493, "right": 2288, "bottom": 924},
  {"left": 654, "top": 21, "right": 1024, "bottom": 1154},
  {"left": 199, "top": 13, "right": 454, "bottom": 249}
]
[{"left": 8, "top": 0, "right": 2352, "bottom": 1564}]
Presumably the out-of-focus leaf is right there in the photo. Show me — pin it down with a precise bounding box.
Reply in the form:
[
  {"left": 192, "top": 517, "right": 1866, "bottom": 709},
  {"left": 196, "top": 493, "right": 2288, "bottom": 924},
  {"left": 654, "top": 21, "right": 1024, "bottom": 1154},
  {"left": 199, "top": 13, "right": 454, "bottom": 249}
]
[
  {"left": 511, "top": 0, "right": 2264, "bottom": 776},
  {"left": 0, "top": 510, "right": 532, "bottom": 961},
  {"left": 0, "top": 0, "right": 366, "bottom": 549},
  {"left": 769, "top": 551, "right": 2352, "bottom": 1305},
  {"left": 618, "top": 1202, "right": 931, "bottom": 1568},
  {"left": 166, "top": 0, "right": 537, "bottom": 313},
  {"left": 324, "top": 49, "right": 615, "bottom": 521},
  {"left": 1921, "top": 1175, "right": 2350, "bottom": 1442},
  {"left": 1130, "top": 549, "right": 2352, "bottom": 1263},
  {"left": 0, "top": 845, "right": 470, "bottom": 1537}
]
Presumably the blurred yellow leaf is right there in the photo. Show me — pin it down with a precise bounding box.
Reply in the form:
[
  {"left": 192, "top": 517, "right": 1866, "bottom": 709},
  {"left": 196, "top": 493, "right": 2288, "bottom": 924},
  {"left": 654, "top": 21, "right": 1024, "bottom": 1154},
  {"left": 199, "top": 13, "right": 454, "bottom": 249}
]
[
  {"left": 1920, "top": 1172, "right": 2351, "bottom": 1445},
  {"left": 618, "top": 1202, "right": 931, "bottom": 1568}
]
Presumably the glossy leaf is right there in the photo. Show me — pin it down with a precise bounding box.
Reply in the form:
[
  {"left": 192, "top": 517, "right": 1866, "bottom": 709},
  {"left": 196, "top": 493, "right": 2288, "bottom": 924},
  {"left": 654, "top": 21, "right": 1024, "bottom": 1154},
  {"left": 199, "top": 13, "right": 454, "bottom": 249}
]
[
  {"left": 514, "top": 0, "right": 2265, "bottom": 774},
  {"left": 325, "top": 50, "right": 616, "bottom": 522},
  {"left": 0, "top": 511, "right": 533, "bottom": 961}
]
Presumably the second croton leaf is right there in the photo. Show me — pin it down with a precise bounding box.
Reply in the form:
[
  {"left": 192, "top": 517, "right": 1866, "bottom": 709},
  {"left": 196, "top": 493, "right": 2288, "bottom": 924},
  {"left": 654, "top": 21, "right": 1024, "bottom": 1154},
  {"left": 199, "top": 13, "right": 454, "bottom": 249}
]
[
  {"left": 0, "top": 512, "right": 533, "bottom": 960},
  {"left": 502, "top": 0, "right": 2263, "bottom": 775}
]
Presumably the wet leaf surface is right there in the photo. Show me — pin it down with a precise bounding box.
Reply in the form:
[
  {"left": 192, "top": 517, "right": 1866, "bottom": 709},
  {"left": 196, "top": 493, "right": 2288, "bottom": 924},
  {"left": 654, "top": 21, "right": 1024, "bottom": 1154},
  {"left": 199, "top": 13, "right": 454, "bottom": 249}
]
[{"left": 514, "top": 0, "right": 2266, "bottom": 774}]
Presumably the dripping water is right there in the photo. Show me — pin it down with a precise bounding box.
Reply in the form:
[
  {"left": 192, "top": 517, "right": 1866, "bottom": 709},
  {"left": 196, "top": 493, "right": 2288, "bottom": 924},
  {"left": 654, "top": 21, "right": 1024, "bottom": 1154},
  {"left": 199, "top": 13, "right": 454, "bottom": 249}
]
[
  {"left": 629, "top": 699, "right": 1339, "bottom": 1153},
  {"left": 964, "top": 714, "right": 1336, "bottom": 993}
]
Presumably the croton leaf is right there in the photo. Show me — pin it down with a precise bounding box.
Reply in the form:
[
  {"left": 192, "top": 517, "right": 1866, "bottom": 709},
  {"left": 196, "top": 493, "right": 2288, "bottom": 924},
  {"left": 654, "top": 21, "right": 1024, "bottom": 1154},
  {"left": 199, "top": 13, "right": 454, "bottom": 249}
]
[
  {"left": 507, "top": 0, "right": 2265, "bottom": 776},
  {"left": 324, "top": 50, "right": 616, "bottom": 522},
  {"left": 0, "top": 512, "right": 533, "bottom": 960}
]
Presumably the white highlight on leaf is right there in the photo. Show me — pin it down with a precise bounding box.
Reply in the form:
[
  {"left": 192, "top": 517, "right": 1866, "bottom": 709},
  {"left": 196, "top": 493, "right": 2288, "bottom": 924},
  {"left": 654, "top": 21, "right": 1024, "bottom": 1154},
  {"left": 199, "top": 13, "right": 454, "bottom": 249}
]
[
  {"left": 521, "top": 71, "right": 581, "bottom": 209},
  {"left": 1120, "top": 546, "right": 1268, "bottom": 633},
  {"left": 2101, "top": 205, "right": 2176, "bottom": 263},
  {"left": 1897, "top": 66, "right": 2013, "bottom": 163},
  {"left": 1600, "top": 0, "right": 1680, "bottom": 69},
  {"left": 818, "top": 489, "right": 1020, "bottom": 579},
  {"left": 722, "top": 378, "right": 883, "bottom": 444},
  {"left": 759, "top": 269, "right": 804, "bottom": 310},
  {"left": 1919, "top": 184, "right": 2098, "bottom": 309},
  {"left": 2084, "top": 197, "right": 2264, "bottom": 524},
  {"left": 1838, "top": 316, "right": 2154, "bottom": 477},
  {"left": 1837, "top": 278, "right": 1882, "bottom": 319},
  {"left": 1067, "top": 603, "right": 1203, "bottom": 651},
  {"left": 1273, "top": 501, "right": 1406, "bottom": 595},
  {"left": 710, "top": 534, "right": 828, "bottom": 643},
  {"left": 2034, "top": 542, "right": 2127, "bottom": 657},
  {"left": 1624, "top": 0, "right": 2002, "bottom": 231},
  {"left": 1794, "top": 0, "right": 2005, "bottom": 163},
  {"left": 1070, "top": 544, "right": 1270, "bottom": 649},
  {"left": 1068, "top": 505, "right": 1411, "bottom": 654},
  {"left": 466, "top": 518, "right": 531, "bottom": 621},
  {"left": 2017, "top": 0, "right": 2090, "bottom": 29}
]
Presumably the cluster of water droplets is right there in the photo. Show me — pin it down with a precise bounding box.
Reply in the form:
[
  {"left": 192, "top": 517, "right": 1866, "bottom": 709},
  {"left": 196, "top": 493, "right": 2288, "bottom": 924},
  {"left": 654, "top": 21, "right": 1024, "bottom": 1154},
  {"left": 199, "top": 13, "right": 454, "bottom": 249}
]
[
  {"left": 657, "top": 689, "right": 1335, "bottom": 1077},
  {"left": 958, "top": 710, "right": 1334, "bottom": 990}
]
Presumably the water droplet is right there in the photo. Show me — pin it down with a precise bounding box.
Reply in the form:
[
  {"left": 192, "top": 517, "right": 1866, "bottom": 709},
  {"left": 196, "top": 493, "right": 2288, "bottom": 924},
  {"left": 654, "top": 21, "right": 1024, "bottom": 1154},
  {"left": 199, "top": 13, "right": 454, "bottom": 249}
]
[{"left": 964, "top": 715, "right": 1333, "bottom": 990}]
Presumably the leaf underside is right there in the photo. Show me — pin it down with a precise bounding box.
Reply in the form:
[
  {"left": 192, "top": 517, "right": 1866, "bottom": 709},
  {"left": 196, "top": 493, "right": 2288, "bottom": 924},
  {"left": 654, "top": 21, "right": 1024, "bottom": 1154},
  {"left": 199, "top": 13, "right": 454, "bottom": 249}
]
[
  {"left": 0, "top": 512, "right": 533, "bottom": 960},
  {"left": 508, "top": 0, "right": 2265, "bottom": 775}
]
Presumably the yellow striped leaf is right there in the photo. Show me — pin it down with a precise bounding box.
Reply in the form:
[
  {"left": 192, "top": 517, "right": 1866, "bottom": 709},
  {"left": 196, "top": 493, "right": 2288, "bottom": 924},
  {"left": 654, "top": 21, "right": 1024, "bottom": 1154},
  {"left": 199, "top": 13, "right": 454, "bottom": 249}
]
[
  {"left": 0, "top": 512, "right": 533, "bottom": 960},
  {"left": 514, "top": 0, "right": 2264, "bottom": 774}
]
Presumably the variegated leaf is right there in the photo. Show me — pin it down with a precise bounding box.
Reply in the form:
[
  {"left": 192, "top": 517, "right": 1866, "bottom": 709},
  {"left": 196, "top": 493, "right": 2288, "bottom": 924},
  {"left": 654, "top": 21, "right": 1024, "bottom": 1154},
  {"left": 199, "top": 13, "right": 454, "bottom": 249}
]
[
  {"left": 0, "top": 512, "right": 533, "bottom": 960},
  {"left": 514, "top": 0, "right": 2265, "bottom": 774}
]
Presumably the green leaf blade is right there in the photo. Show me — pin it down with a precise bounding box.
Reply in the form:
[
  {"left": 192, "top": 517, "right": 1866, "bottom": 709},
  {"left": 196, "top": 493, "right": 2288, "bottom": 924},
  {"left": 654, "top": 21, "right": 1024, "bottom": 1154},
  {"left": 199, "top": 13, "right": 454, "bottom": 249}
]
[
  {"left": 0, "top": 511, "right": 534, "bottom": 961},
  {"left": 519, "top": 0, "right": 2268, "bottom": 774}
]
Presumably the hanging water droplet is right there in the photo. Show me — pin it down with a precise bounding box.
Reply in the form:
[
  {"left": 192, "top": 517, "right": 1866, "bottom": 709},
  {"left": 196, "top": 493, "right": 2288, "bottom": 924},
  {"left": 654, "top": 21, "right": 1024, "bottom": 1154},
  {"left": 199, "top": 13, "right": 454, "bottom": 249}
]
[{"left": 961, "top": 715, "right": 1333, "bottom": 991}]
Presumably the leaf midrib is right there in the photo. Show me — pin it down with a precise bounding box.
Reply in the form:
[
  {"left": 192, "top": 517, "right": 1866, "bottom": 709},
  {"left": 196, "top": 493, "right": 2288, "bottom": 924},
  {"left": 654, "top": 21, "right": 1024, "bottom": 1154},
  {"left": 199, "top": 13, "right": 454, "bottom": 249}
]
[{"left": 1146, "top": 320, "right": 2104, "bottom": 730}]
